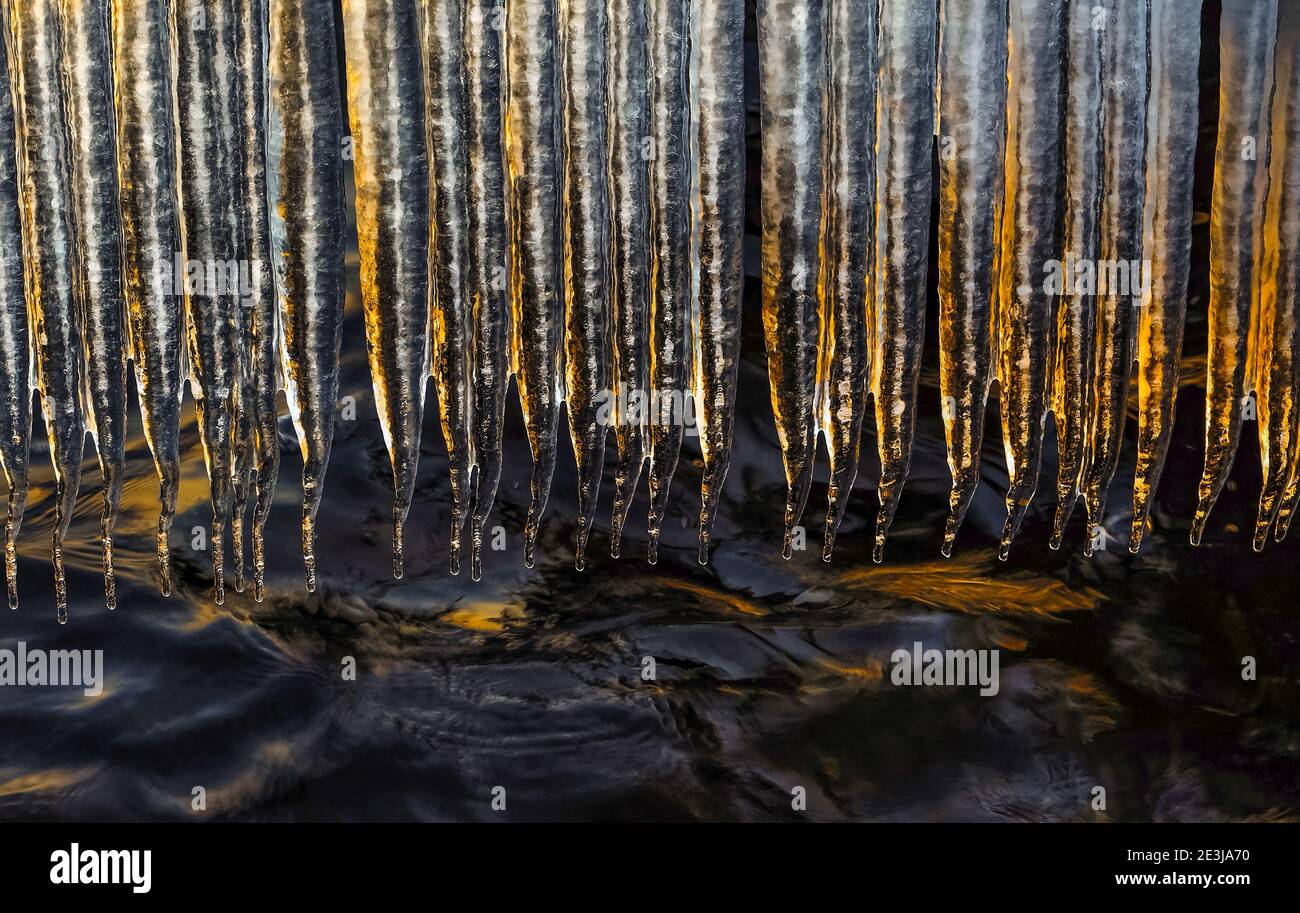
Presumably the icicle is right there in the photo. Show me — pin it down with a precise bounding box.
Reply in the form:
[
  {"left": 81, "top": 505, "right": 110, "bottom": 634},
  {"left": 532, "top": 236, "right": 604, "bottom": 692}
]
[
  {"left": 997, "top": 0, "right": 1066, "bottom": 560},
  {"left": 424, "top": 0, "right": 474, "bottom": 576},
  {"left": 235, "top": 0, "right": 279, "bottom": 601},
  {"left": 1050, "top": 0, "right": 1102, "bottom": 549},
  {"left": 936, "top": 0, "right": 1005, "bottom": 556},
  {"left": 1082, "top": 0, "right": 1147, "bottom": 556},
  {"left": 758, "top": 0, "right": 826, "bottom": 561},
  {"left": 872, "top": 0, "right": 936, "bottom": 563},
  {"left": 645, "top": 0, "right": 695, "bottom": 565},
  {"left": 559, "top": 0, "right": 610, "bottom": 571},
  {"left": 62, "top": 0, "right": 127, "bottom": 608},
  {"left": 695, "top": 0, "right": 745, "bottom": 565},
  {"left": 1131, "top": 0, "right": 1202, "bottom": 553},
  {"left": 607, "top": 0, "right": 650, "bottom": 559},
  {"left": 113, "top": 0, "right": 185, "bottom": 598},
  {"left": 6, "top": 0, "right": 86, "bottom": 621},
  {"left": 504, "top": 0, "right": 564, "bottom": 569},
  {"left": 1255, "top": 7, "right": 1300, "bottom": 549},
  {"left": 466, "top": 0, "right": 511, "bottom": 581},
  {"left": 272, "top": 0, "right": 346, "bottom": 590},
  {"left": 1191, "top": 0, "right": 1278, "bottom": 546},
  {"left": 820, "top": 0, "right": 876, "bottom": 561},
  {"left": 0, "top": 27, "right": 29, "bottom": 612},
  {"left": 342, "top": 0, "right": 430, "bottom": 580},
  {"left": 174, "top": 0, "right": 246, "bottom": 604}
]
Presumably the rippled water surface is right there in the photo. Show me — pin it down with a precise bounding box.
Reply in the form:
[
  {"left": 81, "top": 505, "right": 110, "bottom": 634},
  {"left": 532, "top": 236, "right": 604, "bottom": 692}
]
[{"left": 1, "top": 0, "right": 1297, "bottom": 823}]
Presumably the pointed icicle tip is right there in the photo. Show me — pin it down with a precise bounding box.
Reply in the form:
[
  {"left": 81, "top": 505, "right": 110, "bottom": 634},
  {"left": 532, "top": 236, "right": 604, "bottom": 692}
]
[
  {"left": 872, "top": 502, "right": 895, "bottom": 565},
  {"left": 523, "top": 527, "right": 536, "bottom": 569},
  {"left": 253, "top": 528, "right": 267, "bottom": 603},
  {"left": 781, "top": 482, "right": 803, "bottom": 561},
  {"left": 609, "top": 495, "right": 627, "bottom": 559},
  {"left": 1275, "top": 510, "right": 1293, "bottom": 543},
  {"left": 1189, "top": 494, "right": 1217, "bottom": 547},
  {"left": 1045, "top": 512, "right": 1066, "bottom": 554},
  {"left": 1128, "top": 524, "right": 1144, "bottom": 555},
  {"left": 103, "top": 528, "right": 117, "bottom": 609},
  {"left": 470, "top": 515, "right": 485, "bottom": 582},
  {"left": 158, "top": 534, "right": 173, "bottom": 597},
  {"left": 392, "top": 512, "right": 405, "bottom": 580},
  {"left": 304, "top": 514, "right": 318, "bottom": 592},
  {"left": 450, "top": 524, "right": 463, "bottom": 577},
  {"left": 54, "top": 553, "right": 68, "bottom": 624},
  {"left": 997, "top": 524, "right": 1013, "bottom": 561},
  {"left": 1251, "top": 518, "right": 1270, "bottom": 553},
  {"left": 7, "top": 542, "right": 18, "bottom": 611},
  {"left": 233, "top": 519, "right": 246, "bottom": 593},
  {"left": 575, "top": 516, "right": 591, "bottom": 572},
  {"left": 574, "top": 529, "right": 588, "bottom": 572},
  {"left": 941, "top": 511, "right": 960, "bottom": 559}
]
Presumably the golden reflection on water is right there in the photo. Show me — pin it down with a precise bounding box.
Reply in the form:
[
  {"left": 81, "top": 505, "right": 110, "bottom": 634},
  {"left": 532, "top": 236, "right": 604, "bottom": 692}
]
[
  {"left": 0, "top": 766, "right": 91, "bottom": 798},
  {"left": 652, "top": 577, "right": 770, "bottom": 617},
  {"left": 837, "top": 552, "right": 1099, "bottom": 619},
  {"left": 441, "top": 601, "right": 514, "bottom": 633}
]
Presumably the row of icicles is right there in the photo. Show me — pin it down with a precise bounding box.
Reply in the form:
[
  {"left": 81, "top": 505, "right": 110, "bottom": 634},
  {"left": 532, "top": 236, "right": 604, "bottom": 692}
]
[{"left": 0, "top": 0, "right": 1294, "bottom": 623}]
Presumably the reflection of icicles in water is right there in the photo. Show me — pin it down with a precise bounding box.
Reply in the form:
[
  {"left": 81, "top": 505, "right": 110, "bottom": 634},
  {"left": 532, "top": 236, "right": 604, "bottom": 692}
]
[
  {"left": 113, "top": 0, "right": 185, "bottom": 599},
  {"left": 270, "top": 0, "right": 346, "bottom": 591},
  {"left": 694, "top": 0, "right": 745, "bottom": 566},
  {"left": 607, "top": 0, "right": 650, "bottom": 559},
  {"left": 558, "top": 0, "right": 610, "bottom": 571},
  {"left": 7, "top": 0, "right": 85, "bottom": 622},
  {"left": 646, "top": 0, "right": 694, "bottom": 566},
  {"left": 62, "top": 0, "right": 127, "bottom": 609},
  {"left": 504, "top": 0, "right": 563, "bottom": 569},
  {"left": 465, "top": 0, "right": 510, "bottom": 581},
  {"left": 424, "top": 0, "right": 473, "bottom": 576},
  {"left": 0, "top": 33, "right": 29, "bottom": 612},
  {"left": 936, "top": 0, "right": 1004, "bottom": 557},
  {"left": 819, "top": 0, "right": 875, "bottom": 562},
  {"left": 342, "top": 0, "right": 430, "bottom": 580},
  {"left": 233, "top": 0, "right": 279, "bottom": 600},
  {"left": 997, "top": 0, "right": 1064, "bottom": 561},
  {"left": 1132, "top": 0, "right": 1201, "bottom": 554},
  {"left": 1256, "top": 10, "right": 1300, "bottom": 548},
  {"left": 1192, "top": 0, "right": 1277, "bottom": 546},
  {"left": 758, "top": 0, "right": 825, "bottom": 562},
  {"left": 1082, "top": 0, "right": 1146, "bottom": 555},
  {"left": 872, "top": 0, "right": 935, "bottom": 564},
  {"left": 1051, "top": 0, "right": 1101, "bottom": 549}
]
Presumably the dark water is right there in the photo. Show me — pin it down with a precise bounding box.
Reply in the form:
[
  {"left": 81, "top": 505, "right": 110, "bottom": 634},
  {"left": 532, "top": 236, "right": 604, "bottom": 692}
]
[{"left": 1, "top": 0, "right": 1298, "bottom": 822}]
